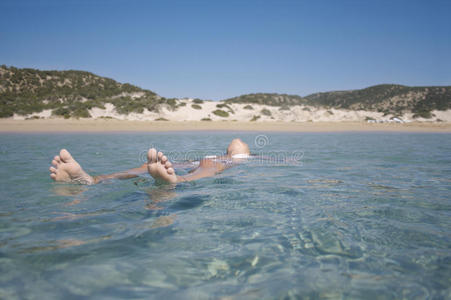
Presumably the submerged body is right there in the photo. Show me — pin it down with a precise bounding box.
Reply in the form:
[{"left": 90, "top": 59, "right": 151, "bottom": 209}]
[{"left": 49, "top": 138, "right": 251, "bottom": 185}]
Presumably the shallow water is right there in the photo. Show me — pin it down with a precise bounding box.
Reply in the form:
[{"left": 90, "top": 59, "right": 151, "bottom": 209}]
[{"left": 0, "top": 132, "right": 450, "bottom": 299}]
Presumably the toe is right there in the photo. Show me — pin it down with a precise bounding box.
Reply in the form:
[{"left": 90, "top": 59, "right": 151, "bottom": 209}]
[
  {"left": 165, "top": 161, "right": 172, "bottom": 169},
  {"left": 167, "top": 167, "right": 174, "bottom": 175},
  {"left": 50, "top": 173, "right": 56, "bottom": 180},
  {"left": 60, "top": 149, "right": 73, "bottom": 163},
  {"left": 147, "top": 148, "right": 158, "bottom": 163},
  {"left": 49, "top": 166, "right": 57, "bottom": 173},
  {"left": 52, "top": 160, "right": 58, "bottom": 166},
  {"left": 157, "top": 152, "right": 163, "bottom": 161},
  {"left": 161, "top": 155, "right": 168, "bottom": 164},
  {"left": 54, "top": 156, "right": 61, "bottom": 163}
]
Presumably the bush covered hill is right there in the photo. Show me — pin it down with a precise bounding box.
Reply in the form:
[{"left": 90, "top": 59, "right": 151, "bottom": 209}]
[
  {"left": 1, "top": 65, "right": 450, "bottom": 119},
  {"left": 303, "top": 84, "right": 451, "bottom": 118},
  {"left": 0, "top": 65, "right": 178, "bottom": 118},
  {"left": 225, "top": 85, "right": 451, "bottom": 118},
  {"left": 224, "top": 93, "right": 305, "bottom": 107}
]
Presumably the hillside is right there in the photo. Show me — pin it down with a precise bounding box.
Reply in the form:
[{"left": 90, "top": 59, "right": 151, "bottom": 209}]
[
  {"left": 0, "top": 65, "right": 178, "bottom": 118},
  {"left": 224, "top": 85, "right": 451, "bottom": 118},
  {"left": 224, "top": 93, "right": 306, "bottom": 107},
  {"left": 304, "top": 84, "right": 451, "bottom": 118},
  {"left": 1, "top": 66, "right": 450, "bottom": 120}
]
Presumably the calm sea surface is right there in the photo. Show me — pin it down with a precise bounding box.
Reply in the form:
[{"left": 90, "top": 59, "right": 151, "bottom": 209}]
[{"left": 0, "top": 132, "right": 450, "bottom": 299}]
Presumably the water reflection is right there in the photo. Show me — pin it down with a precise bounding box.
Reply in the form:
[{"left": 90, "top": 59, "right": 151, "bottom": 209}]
[{"left": 145, "top": 185, "right": 177, "bottom": 210}]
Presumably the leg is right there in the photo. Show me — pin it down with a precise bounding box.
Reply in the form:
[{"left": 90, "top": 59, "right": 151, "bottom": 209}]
[
  {"left": 93, "top": 164, "right": 147, "bottom": 182},
  {"left": 147, "top": 148, "right": 227, "bottom": 183},
  {"left": 49, "top": 149, "right": 147, "bottom": 185},
  {"left": 182, "top": 158, "right": 228, "bottom": 181}
]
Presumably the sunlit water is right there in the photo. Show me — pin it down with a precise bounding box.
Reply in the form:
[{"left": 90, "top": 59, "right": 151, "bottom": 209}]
[{"left": 0, "top": 132, "right": 450, "bottom": 299}]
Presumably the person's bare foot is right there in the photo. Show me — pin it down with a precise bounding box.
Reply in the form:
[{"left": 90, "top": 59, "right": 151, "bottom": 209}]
[
  {"left": 147, "top": 148, "right": 178, "bottom": 184},
  {"left": 49, "top": 149, "right": 95, "bottom": 185}
]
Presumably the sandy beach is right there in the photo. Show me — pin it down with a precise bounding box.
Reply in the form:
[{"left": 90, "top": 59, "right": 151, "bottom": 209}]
[{"left": 1, "top": 119, "right": 450, "bottom": 132}]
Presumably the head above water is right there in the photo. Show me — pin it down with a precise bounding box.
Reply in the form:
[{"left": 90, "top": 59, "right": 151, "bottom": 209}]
[{"left": 226, "top": 138, "right": 250, "bottom": 156}]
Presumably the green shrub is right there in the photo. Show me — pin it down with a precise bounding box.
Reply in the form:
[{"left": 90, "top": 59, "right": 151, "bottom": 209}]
[
  {"left": 243, "top": 105, "right": 253, "bottom": 110},
  {"left": 212, "top": 109, "right": 229, "bottom": 117},
  {"left": 192, "top": 104, "right": 202, "bottom": 110},
  {"left": 72, "top": 109, "right": 90, "bottom": 118},
  {"left": 25, "top": 116, "right": 41, "bottom": 120},
  {"left": 193, "top": 99, "right": 204, "bottom": 104},
  {"left": 413, "top": 111, "right": 433, "bottom": 119},
  {"left": 201, "top": 118, "right": 212, "bottom": 121},
  {"left": 224, "top": 93, "right": 305, "bottom": 106},
  {"left": 250, "top": 115, "right": 260, "bottom": 121},
  {"left": 0, "top": 107, "right": 14, "bottom": 118},
  {"left": 216, "top": 103, "right": 234, "bottom": 114},
  {"left": 53, "top": 107, "right": 71, "bottom": 118},
  {"left": 155, "top": 117, "right": 169, "bottom": 121},
  {"left": 165, "top": 98, "right": 177, "bottom": 109},
  {"left": 261, "top": 108, "right": 271, "bottom": 116}
]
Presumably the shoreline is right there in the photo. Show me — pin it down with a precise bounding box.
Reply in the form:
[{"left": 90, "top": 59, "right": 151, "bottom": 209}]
[{"left": 1, "top": 119, "right": 451, "bottom": 133}]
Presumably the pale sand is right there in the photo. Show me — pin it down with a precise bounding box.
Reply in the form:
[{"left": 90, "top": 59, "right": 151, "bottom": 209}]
[
  {"left": 13, "top": 99, "right": 451, "bottom": 123},
  {"left": 1, "top": 119, "right": 450, "bottom": 132}
]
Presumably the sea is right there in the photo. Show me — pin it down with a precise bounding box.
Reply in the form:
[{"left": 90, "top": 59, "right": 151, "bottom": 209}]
[{"left": 0, "top": 132, "right": 450, "bottom": 299}]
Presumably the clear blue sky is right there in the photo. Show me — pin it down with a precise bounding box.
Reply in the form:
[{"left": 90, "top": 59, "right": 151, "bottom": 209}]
[{"left": 1, "top": 0, "right": 450, "bottom": 100}]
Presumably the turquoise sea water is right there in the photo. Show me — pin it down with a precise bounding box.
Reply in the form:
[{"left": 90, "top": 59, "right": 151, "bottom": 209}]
[{"left": 0, "top": 132, "right": 450, "bottom": 299}]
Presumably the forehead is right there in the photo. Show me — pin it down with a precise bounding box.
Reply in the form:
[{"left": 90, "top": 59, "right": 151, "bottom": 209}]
[{"left": 229, "top": 141, "right": 243, "bottom": 147}]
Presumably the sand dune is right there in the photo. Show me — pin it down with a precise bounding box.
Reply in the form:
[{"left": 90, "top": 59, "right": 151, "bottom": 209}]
[{"left": 12, "top": 99, "right": 451, "bottom": 123}]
